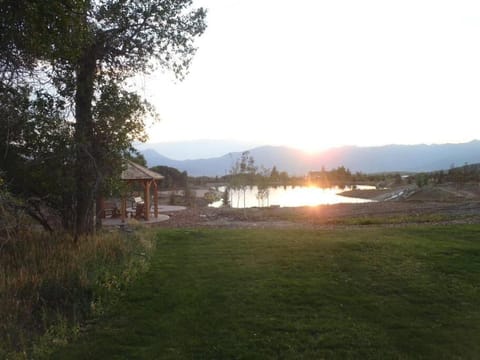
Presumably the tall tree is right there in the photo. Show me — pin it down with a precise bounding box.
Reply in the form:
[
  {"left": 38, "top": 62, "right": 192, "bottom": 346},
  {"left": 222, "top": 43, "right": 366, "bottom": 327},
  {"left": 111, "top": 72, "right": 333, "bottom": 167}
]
[
  {"left": 59, "top": 1, "right": 206, "bottom": 235},
  {"left": 228, "top": 151, "right": 257, "bottom": 212}
]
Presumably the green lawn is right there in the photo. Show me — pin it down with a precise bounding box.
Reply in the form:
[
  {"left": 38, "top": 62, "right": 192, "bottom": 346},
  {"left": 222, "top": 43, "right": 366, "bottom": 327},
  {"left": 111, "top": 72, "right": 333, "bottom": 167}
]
[{"left": 54, "top": 226, "right": 480, "bottom": 359}]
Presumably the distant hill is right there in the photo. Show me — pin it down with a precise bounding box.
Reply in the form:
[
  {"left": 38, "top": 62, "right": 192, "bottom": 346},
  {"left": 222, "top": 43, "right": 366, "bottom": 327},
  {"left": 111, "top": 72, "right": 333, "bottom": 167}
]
[
  {"left": 135, "top": 139, "right": 261, "bottom": 160},
  {"left": 140, "top": 140, "right": 480, "bottom": 176}
]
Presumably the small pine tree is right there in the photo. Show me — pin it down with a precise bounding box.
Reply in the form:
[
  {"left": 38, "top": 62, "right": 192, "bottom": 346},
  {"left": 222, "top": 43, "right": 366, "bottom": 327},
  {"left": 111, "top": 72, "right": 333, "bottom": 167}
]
[{"left": 222, "top": 188, "right": 230, "bottom": 207}]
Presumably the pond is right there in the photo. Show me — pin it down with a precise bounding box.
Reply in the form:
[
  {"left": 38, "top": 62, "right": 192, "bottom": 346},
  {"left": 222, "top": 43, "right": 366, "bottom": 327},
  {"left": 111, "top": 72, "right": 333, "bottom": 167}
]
[{"left": 209, "top": 185, "right": 375, "bottom": 208}]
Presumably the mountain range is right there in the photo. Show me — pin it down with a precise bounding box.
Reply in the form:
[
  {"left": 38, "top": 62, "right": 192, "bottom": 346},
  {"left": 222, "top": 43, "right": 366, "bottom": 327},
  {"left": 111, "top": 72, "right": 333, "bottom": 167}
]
[
  {"left": 134, "top": 139, "right": 261, "bottom": 160},
  {"left": 139, "top": 140, "right": 480, "bottom": 177}
]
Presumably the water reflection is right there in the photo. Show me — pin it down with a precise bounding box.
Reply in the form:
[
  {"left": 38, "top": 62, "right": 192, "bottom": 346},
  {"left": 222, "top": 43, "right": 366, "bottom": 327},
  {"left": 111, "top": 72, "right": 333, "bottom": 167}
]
[{"left": 209, "top": 185, "right": 375, "bottom": 208}]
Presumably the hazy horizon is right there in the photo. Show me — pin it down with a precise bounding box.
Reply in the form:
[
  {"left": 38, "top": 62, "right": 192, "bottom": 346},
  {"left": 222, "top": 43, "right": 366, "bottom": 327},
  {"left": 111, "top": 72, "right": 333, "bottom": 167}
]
[
  {"left": 136, "top": 0, "right": 480, "bottom": 154},
  {"left": 138, "top": 138, "right": 480, "bottom": 161}
]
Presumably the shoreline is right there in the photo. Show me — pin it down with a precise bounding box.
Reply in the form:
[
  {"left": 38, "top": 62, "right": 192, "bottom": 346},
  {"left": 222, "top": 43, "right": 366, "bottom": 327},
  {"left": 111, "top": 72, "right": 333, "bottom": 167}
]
[{"left": 339, "top": 186, "right": 416, "bottom": 201}]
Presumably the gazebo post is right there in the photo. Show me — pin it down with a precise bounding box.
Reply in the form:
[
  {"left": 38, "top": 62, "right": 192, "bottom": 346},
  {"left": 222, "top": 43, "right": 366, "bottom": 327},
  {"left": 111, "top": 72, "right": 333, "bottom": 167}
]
[
  {"left": 144, "top": 180, "right": 150, "bottom": 221},
  {"left": 153, "top": 180, "right": 158, "bottom": 218},
  {"left": 97, "top": 196, "right": 105, "bottom": 219},
  {"left": 121, "top": 196, "right": 126, "bottom": 223}
]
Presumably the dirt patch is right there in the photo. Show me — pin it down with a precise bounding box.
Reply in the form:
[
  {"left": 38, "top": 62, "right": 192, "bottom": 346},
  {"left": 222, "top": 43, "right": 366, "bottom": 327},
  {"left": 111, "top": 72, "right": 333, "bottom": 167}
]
[
  {"left": 408, "top": 184, "right": 480, "bottom": 202},
  {"left": 154, "top": 200, "right": 480, "bottom": 230},
  {"left": 407, "top": 187, "right": 463, "bottom": 202}
]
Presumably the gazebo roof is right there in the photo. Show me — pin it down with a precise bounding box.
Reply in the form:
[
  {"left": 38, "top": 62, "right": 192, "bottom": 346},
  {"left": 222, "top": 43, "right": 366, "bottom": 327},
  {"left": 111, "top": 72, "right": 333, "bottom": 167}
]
[{"left": 121, "top": 160, "right": 164, "bottom": 181}]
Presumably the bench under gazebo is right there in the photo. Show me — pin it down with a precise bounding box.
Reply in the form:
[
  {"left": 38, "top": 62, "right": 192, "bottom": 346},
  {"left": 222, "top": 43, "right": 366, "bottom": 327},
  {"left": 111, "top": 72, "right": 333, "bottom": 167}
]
[{"left": 120, "top": 160, "right": 164, "bottom": 222}]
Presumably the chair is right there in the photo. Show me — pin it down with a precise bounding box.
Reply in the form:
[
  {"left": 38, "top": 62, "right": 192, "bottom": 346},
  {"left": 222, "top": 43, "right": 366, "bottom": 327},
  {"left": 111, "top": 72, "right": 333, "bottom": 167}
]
[{"left": 131, "top": 197, "right": 143, "bottom": 219}]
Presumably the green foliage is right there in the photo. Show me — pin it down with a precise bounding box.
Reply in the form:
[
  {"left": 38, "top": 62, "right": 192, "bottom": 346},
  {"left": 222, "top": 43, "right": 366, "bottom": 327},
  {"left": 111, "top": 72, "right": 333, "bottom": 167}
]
[
  {"left": 228, "top": 151, "right": 257, "bottom": 211},
  {"left": 415, "top": 173, "right": 429, "bottom": 188},
  {"left": 91, "top": 81, "right": 154, "bottom": 207},
  {"left": 150, "top": 165, "right": 187, "bottom": 189},
  {"left": 126, "top": 151, "right": 147, "bottom": 167},
  {"left": 308, "top": 166, "right": 354, "bottom": 187},
  {"left": 54, "top": 227, "right": 480, "bottom": 359},
  {"left": 93, "top": 81, "right": 152, "bottom": 178},
  {"left": 256, "top": 166, "right": 271, "bottom": 207},
  {"left": 445, "top": 163, "right": 480, "bottom": 183},
  {"left": 406, "top": 163, "right": 480, "bottom": 187},
  {"left": 0, "top": 173, "right": 26, "bottom": 239},
  {"left": 0, "top": 0, "right": 87, "bottom": 79},
  {"left": 0, "top": 85, "right": 77, "bottom": 229},
  {"left": 270, "top": 165, "right": 280, "bottom": 180},
  {"left": 221, "top": 187, "right": 230, "bottom": 207}
]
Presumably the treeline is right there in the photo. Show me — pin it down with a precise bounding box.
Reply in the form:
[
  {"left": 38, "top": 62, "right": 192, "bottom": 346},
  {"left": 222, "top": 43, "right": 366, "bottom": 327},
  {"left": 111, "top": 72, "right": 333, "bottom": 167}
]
[
  {"left": 414, "top": 163, "right": 480, "bottom": 187},
  {"left": 150, "top": 166, "right": 188, "bottom": 190},
  {"left": 307, "top": 167, "right": 411, "bottom": 187},
  {"left": 165, "top": 159, "right": 480, "bottom": 193},
  {"left": 189, "top": 162, "right": 400, "bottom": 189}
]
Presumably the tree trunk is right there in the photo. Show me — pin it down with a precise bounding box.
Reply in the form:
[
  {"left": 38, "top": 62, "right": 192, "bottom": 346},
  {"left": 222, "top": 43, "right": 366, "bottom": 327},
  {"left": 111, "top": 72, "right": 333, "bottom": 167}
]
[
  {"left": 95, "top": 193, "right": 104, "bottom": 231},
  {"left": 74, "top": 46, "right": 97, "bottom": 237}
]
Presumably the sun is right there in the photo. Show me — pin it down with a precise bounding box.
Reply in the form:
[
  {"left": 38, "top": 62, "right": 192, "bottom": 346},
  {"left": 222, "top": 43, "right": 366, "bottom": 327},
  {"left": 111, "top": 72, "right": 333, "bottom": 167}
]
[{"left": 287, "top": 136, "right": 336, "bottom": 155}]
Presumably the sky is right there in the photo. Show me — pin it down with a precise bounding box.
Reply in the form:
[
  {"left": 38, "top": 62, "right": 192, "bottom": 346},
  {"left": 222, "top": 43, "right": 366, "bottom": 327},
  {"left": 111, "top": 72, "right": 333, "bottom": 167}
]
[{"left": 136, "top": 0, "right": 480, "bottom": 153}]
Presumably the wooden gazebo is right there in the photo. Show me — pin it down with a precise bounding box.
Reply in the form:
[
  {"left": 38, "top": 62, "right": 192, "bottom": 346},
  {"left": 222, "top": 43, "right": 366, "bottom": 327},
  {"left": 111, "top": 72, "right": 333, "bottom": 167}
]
[{"left": 120, "top": 161, "right": 164, "bottom": 222}]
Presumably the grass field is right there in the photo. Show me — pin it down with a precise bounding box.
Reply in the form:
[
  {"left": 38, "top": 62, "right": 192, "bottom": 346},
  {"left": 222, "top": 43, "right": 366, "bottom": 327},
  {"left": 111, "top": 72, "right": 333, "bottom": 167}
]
[{"left": 53, "top": 226, "right": 480, "bottom": 359}]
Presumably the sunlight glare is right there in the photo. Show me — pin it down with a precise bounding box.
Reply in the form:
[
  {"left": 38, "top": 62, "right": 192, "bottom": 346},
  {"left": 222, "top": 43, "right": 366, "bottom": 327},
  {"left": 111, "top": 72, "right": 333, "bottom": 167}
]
[{"left": 210, "top": 186, "right": 374, "bottom": 208}]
